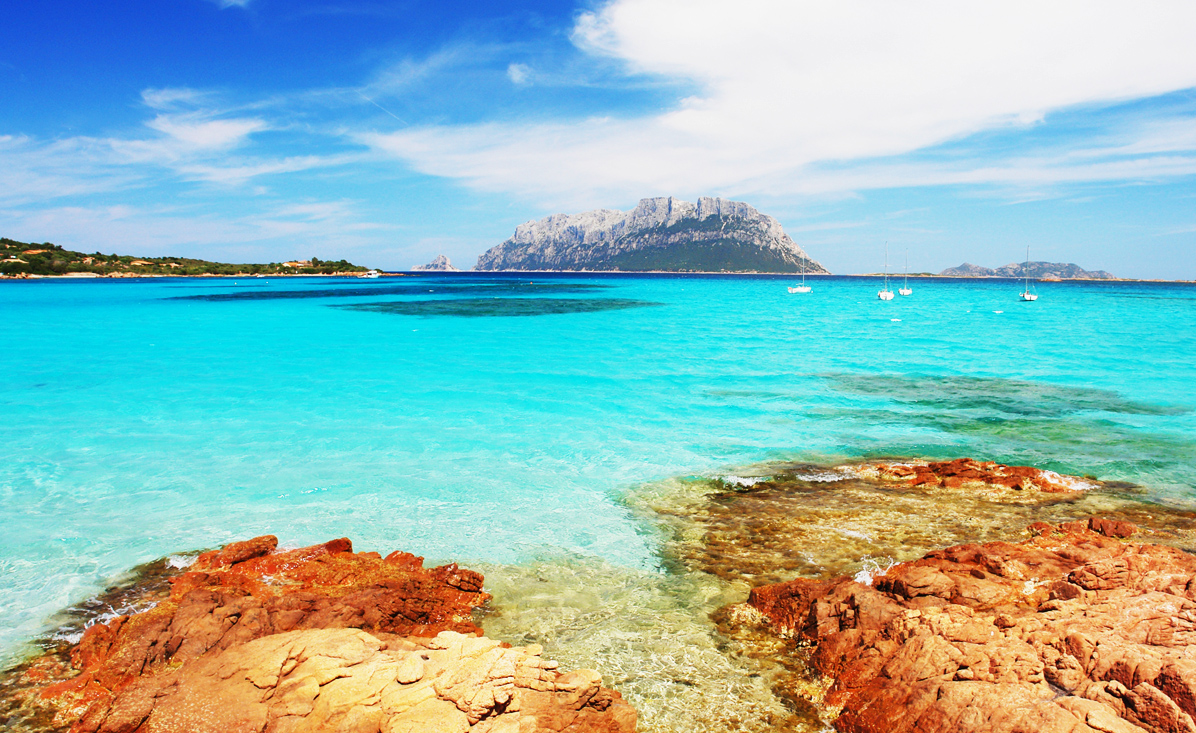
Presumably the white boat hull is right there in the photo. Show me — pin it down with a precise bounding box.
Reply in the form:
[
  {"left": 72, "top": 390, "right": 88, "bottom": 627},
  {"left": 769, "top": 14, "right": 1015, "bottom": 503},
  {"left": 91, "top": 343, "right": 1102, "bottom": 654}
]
[
  {"left": 788, "top": 286, "right": 812, "bottom": 293},
  {"left": 878, "top": 290, "right": 895, "bottom": 300},
  {"left": 1021, "top": 291, "right": 1038, "bottom": 301},
  {"left": 898, "top": 288, "right": 912, "bottom": 296}
]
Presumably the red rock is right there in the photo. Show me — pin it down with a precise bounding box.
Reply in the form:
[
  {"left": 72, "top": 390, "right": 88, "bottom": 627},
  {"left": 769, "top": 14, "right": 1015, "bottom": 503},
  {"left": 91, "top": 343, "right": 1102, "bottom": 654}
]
[
  {"left": 742, "top": 519, "right": 1196, "bottom": 733},
  {"left": 23, "top": 537, "right": 636, "bottom": 733},
  {"left": 869, "top": 458, "right": 1089, "bottom": 496},
  {"left": 1090, "top": 517, "right": 1138, "bottom": 538}
]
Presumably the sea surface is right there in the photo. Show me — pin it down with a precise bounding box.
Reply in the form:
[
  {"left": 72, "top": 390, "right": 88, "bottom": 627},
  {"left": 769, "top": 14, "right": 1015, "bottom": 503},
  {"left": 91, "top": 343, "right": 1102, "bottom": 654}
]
[{"left": 2, "top": 273, "right": 1195, "bottom": 667}]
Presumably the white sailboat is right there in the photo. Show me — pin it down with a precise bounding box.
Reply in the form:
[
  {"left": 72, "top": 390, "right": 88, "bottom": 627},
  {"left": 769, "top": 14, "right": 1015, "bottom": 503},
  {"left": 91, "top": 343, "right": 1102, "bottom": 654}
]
[
  {"left": 1020, "top": 246, "right": 1038, "bottom": 302},
  {"left": 788, "top": 257, "right": 812, "bottom": 293},
  {"left": 878, "top": 242, "right": 895, "bottom": 300},
  {"left": 898, "top": 251, "right": 912, "bottom": 296}
]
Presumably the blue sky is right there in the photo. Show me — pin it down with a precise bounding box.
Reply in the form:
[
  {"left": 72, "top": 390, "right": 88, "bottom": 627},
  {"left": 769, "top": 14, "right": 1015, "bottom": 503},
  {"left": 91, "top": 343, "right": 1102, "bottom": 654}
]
[{"left": 3, "top": 0, "right": 1196, "bottom": 277}]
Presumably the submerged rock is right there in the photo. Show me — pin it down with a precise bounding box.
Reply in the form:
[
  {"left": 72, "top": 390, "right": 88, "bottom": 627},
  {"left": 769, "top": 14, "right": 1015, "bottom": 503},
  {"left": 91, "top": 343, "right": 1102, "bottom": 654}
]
[
  {"left": 736, "top": 519, "right": 1196, "bottom": 733},
  {"left": 633, "top": 459, "right": 1195, "bottom": 587},
  {"left": 7, "top": 537, "right": 635, "bottom": 733}
]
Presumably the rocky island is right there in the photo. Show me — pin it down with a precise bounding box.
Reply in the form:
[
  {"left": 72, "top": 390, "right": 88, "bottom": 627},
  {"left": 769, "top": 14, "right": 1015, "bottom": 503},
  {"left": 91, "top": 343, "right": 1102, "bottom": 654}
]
[
  {"left": 940, "top": 262, "right": 1116, "bottom": 279},
  {"left": 475, "top": 197, "right": 827, "bottom": 274},
  {"left": 412, "top": 255, "right": 460, "bottom": 271}
]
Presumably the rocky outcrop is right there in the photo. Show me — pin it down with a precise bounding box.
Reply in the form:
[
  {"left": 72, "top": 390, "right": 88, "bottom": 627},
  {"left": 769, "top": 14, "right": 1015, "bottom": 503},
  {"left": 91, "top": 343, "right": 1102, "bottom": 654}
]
[
  {"left": 475, "top": 197, "right": 827, "bottom": 274},
  {"left": 739, "top": 519, "right": 1196, "bottom": 733},
  {"left": 15, "top": 537, "right": 635, "bottom": 733},
  {"left": 412, "top": 255, "right": 459, "bottom": 272},
  {"left": 852, "top": 458, "right": 1092, "bottom": 495},
  {"left": 940, "top": 262, "right": 1115, "bottom": 279}
]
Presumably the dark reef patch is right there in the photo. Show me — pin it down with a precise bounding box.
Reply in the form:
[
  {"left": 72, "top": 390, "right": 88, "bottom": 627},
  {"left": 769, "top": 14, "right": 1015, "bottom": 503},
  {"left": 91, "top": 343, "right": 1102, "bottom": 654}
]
[
  {"left": 824, "top": 372, "right": 1188, "bottom": 417},
  {"left": 169, "top": 281, "right": 609, "bottom": 302},
  {"left": 339, "top": 297, "right": 660, "bottom": 318}
]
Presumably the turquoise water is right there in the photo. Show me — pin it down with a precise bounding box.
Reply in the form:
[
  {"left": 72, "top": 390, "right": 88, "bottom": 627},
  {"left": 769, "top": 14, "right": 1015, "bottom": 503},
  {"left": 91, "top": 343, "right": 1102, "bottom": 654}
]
[{"left": 2, "top": 274, "right": 1195, "bottom": 663}]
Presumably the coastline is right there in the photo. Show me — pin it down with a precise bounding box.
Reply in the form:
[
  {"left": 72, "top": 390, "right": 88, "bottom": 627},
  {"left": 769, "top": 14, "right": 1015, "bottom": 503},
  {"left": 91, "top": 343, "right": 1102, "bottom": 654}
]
[
  {"left": 5, "top": 455, "right": 1196, "bottom": 733},
  {"left": 5, "top": 269, "right": 1195, "bottom": 283}
]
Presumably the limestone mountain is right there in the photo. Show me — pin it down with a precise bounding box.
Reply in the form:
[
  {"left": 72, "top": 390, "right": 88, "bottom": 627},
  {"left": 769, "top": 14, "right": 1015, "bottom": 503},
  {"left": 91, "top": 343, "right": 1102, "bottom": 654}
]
[
  {"left": 940, "top": 261, "right": 1115, "bottom": 279},
  {"left": 475, "top": 197, "right": 827, "bottom": 273}
]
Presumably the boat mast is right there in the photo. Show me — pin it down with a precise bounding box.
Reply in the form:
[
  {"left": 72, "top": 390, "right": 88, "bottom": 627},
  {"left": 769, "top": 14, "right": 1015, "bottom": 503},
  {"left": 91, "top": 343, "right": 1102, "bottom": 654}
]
[{"left": 884, "top": 242, "right": 889, "bottom": 291}]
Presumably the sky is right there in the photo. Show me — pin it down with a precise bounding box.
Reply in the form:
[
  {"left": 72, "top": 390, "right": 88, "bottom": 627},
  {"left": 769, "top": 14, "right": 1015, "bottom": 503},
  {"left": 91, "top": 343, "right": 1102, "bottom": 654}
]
[{"left": 3, "top": 0, "right": 1196, "bottom": 277}]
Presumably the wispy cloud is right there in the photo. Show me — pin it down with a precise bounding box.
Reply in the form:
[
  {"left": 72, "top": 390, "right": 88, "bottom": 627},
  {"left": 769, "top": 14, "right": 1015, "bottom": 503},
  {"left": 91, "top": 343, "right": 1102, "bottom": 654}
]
[
  {"left": 358, "top": 0, "right": 1196, "bottom": 207},
  {"left": 0, "top": 87, "right": 357, "bottom": 205},
  {"left": 507, "top": 63, "right": 531, "bottom": 85}
]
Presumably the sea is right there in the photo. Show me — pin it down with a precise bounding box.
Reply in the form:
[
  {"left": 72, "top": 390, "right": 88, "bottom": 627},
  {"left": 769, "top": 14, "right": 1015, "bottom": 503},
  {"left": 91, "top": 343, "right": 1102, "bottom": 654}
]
[{"left": 2, "top": 273, "right": 1195, "bottom": 670}]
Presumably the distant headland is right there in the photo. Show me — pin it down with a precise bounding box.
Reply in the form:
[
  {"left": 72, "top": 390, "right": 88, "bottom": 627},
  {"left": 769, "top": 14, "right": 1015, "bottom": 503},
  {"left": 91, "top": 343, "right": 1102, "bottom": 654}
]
[
  {"left": 939, "top": 261, "right": 1115, "bottom": 280},
  {"left": 474, "top": 196, "right": 827, "bottom": 274},
  {"left": 0, "top": 238, "right": 371, "bottom": 278}
]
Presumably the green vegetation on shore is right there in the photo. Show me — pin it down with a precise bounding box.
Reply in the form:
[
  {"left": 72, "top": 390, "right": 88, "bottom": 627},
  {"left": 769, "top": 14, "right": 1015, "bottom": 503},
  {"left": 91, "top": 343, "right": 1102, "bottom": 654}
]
[{"left": 1, "top": 238, "right": 371, "bottom": 277}]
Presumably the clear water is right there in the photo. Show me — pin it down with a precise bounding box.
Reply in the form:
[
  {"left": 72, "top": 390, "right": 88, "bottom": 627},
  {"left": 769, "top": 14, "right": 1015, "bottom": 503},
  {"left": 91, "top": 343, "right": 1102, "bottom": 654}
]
[{"left": 2, "top": 274, "right": 1195, "bottom": 666}]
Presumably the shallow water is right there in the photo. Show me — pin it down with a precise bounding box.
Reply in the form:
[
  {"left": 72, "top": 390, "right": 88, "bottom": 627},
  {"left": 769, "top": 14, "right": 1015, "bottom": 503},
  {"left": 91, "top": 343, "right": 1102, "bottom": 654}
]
[{"left": 2, "top": 273, "right": 1195, "bottom": 717}]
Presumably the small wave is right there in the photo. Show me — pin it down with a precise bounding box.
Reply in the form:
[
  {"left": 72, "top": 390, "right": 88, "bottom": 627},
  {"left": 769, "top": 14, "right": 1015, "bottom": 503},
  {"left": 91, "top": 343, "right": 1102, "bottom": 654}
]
[
  {"left": 1041, "top": 470, "right": 1098, "bottom": 492},
  {"left": 166, "top": 554, "right": 198, "bottom": 569}
]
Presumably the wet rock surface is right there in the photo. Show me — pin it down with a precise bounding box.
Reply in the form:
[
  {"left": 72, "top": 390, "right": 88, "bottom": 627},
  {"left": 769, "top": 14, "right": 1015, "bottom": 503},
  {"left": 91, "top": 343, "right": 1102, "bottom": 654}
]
[
  {"left": 636, "top": 460, "right": 1196, "bottom": 587},
  {"left": 736, "top": 519, "right": 1196, "bottom": 733},
  {"left": 2, "top": 537, "right": 635, "bottom": 733},
  {"left": 853, "top": 457, "right": 1093, "bottom": 495}
]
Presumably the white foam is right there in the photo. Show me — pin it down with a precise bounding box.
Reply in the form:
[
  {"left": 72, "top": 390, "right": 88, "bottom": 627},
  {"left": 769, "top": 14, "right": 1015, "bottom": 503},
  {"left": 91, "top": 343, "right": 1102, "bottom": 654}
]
[
  {"left": 791, "top": 469, "right": 851, "bottom": 483},
  {"left": 853, "top": 557, "right": 898, "bottom": 586},
  {"left": 1041, "top": 470, "right": 1097, "bottom": 491},
  {"left": 721, "top": 475, "right": 764, "bottom": 487},
  {"left": 166, "top": 554, "right": 198, "bottom": 569},
  {"left": 839, "top": 528, "right": 873, "bottom": 541}
]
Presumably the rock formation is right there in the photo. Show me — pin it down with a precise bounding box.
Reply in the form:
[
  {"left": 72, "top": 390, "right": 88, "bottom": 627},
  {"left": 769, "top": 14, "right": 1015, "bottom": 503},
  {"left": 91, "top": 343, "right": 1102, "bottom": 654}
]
[
  {"left": 412, "top": 255, "right": 459, "bottom": 272},
  {"left": 939, "top": 262, "right": 1115, "bottom": 279},
  {"left": 851, "top": 458, "right": 1091, "bottom": 495},
  {"left": 475, "top": 197, "right": 827, "bottom": 274},
  {"left": 11, "top": 536, "right": 636, "bottom": 733},
  {"left": 738, "top": 519, "right": 1196, "bottom": 733}
]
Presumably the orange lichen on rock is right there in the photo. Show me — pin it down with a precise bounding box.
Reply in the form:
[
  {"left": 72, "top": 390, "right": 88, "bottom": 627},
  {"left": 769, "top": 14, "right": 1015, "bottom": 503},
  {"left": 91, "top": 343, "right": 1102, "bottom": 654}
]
[
  {"left": 27, "top": 536, "right": 635, "bottom": 733},
  {"left": 742, "top": 518, "right": 1196, "bottom": 733},
  {"left": 861, "top": 457, "right": 1088, "bottom": 493}
]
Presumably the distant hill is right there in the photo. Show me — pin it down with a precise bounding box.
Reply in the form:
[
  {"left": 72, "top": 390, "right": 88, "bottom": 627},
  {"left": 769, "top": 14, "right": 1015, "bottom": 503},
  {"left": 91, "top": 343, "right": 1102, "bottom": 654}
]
[
  {"left": 475, "top": 196, "right": 827, "bottom": 274},
  {"left": 0, "top": 237, "right": 369, "bottom": 278},
  {"left": 939, "top": 261, "right": 1115, "bottom": 279},
  {"left": 412, "top": 254, "right": 459, "bottom": 271}
]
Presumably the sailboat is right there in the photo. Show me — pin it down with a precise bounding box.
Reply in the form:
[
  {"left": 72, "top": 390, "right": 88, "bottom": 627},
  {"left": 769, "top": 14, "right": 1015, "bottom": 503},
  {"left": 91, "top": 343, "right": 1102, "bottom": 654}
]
[
  {"left": 898, "top": 251, "right": 912, "bottom": 296},
  {"left": 1020, "top": 246, "right": 1038, "bottom": 302},
  {"left": 878, "top": 242, "right": 895, "bottom": 300},
  {"left": 788, "top": 258, "right": 812, "bottom": 293}
]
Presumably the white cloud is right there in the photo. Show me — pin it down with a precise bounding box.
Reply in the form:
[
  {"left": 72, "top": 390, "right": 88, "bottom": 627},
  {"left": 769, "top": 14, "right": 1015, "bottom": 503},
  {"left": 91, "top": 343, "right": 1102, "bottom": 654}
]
[
  {"left": 145, "top": 115, "right": 267, "bottom": 150},
  {"left": 362, "top": 0, "right": 1196, "bottom": 205},
  {"left": 507, "top": 63, "right": 531, "bottom": 85}
]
